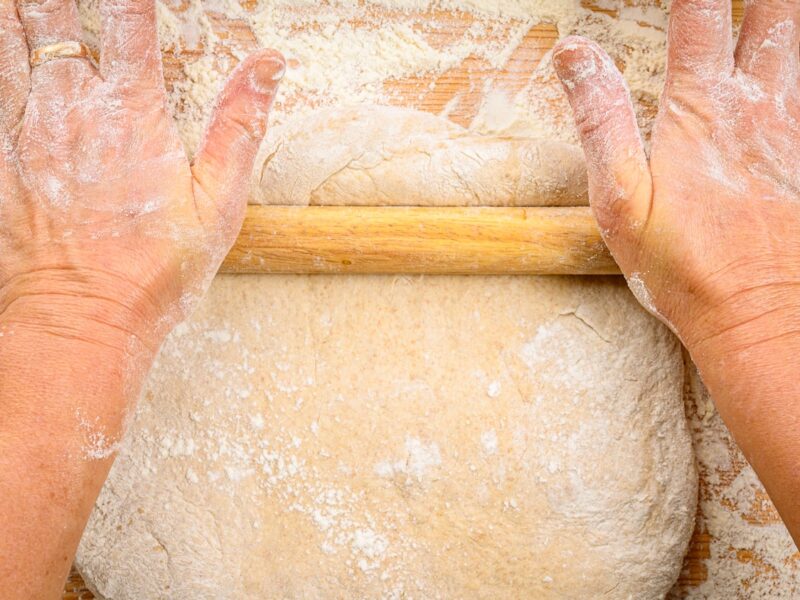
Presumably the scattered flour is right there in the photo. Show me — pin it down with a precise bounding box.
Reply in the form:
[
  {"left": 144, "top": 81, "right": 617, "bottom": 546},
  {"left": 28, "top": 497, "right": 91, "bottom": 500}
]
[
  {"left": 374, "top": 437, "right": 443, "bottom": 481},
  {"left": 480, "top": 429, "right": 498, "bottom": 456},
  {"left": 627, "top": 271, "right": 659, "bottom": 316},
  {"left": 74, "top": 0, "right": 673, "bottom": 155},
  {"left": 69, "top": 0, "right": 800, "bottom": 596},
  {"left": 486, "top": 380, "right": 502, "bottom": 398},
  {"left": 76, "top": 408, "right": 120, "bottom": 460}
]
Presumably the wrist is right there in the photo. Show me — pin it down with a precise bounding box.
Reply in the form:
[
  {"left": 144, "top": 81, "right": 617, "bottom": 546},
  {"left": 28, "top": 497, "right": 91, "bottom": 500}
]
[
  {"left": 0, "top": 267, "right": 169, "bottom": 358},
  {"left": 685, "top": 294, "right": 800, "bottom": 393},
  {"left": 675, "top": 247, "right": 800, "bottom": 355},
  {"left": 0, "top": 280, "right": 162, "bottom": 410},
  {"left": 0, "top": 314, "right": 156, "bottom": 447},
  {"left": 683, "top": 282, "right": 800, "bottom": 358}
]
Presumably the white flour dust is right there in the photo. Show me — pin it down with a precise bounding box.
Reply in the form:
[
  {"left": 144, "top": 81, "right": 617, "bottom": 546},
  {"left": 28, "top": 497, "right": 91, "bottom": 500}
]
[
  {"left": 70, "top": 0, "right": 800, "bottom": 596},
  {"left": 675, "top": 364, "right": 800, "bottom": 598},
  {"left": 76, "top": 0, "right": 671, "bottom": 155}
]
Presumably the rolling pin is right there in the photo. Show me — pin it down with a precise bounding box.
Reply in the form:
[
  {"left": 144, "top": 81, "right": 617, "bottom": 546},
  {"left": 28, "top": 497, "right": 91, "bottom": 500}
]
[{"left": 221, "top": 206, "right": 619, "bottom": 275}]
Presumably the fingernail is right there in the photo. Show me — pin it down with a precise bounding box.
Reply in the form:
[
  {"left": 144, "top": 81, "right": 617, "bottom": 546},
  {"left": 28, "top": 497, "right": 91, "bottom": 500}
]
[
  {"left": 557, "top": 57, "right": 598, "bottom": 90},
  {"left": 252, "top": 54, "right": 286, "bottom": 93},
  {"left": 552, "top": 42, "right": 610, "bottom": 91}
]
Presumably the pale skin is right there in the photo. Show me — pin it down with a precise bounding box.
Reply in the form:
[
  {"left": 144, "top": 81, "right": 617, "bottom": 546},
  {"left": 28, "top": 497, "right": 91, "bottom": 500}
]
[{"left": 0, "top": 1, "right": 797, "bottom": 599}]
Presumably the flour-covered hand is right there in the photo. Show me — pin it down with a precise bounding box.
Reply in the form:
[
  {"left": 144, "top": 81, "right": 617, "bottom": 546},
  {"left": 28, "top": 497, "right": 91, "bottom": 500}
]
[
  {"left": 552, "top": 0, "right": 800, "bottom": 544},
  {"left": 0, "top": 1, "right": 284, "bottom": 595},
  {"left": 552, "top": 0, "right": 800, "bottom": 349},
  {"left": 0, "top": 0, "right": 284, "bottom": 355}
]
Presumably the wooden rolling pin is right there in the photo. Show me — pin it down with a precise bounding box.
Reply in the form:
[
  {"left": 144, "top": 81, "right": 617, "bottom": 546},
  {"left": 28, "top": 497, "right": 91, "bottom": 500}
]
[{"left": 221, "top": 206, "right": 619, "bottom": 275}]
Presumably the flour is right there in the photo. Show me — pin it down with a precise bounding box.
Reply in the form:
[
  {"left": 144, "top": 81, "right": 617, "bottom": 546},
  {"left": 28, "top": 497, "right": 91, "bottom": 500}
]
[
  {"left": 486, "top": 380, "right": 502, "bottom": 398},
  {"left": 627, "top": 271, "right": 660, "bottom": 317},
  {"left": 76, "top": 0, "right": 671, "bottom": 155},
  {"left": 671, "top": 365, "right": 800, "bottom": 598},
  {"left": 69, "top": 0, "right": 800, "bottom": 596},
  {"left": 480, "top": 429, "right": 498, "bottom": 456},
  {"left": 374, "top": 437, "right": 443, "bottom": 481},
  {"left": 76, "top": 408, "right": 120, "bottom": 460}
]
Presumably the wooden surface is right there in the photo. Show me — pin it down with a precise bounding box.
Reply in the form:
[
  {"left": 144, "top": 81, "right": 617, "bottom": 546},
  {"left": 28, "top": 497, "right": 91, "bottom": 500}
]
[
  {"left": 221, "top": 206, "right": 618, "bottom": 275},
  {"left": 63, "top": 570, "right": 94, "bottom": 600},
  {"left": 65, "top": 1, "right": 772, "bottom": 598}
]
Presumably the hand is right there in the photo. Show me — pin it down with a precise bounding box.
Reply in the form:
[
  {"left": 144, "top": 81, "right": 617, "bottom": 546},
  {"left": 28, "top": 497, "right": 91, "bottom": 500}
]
[
  {"left": 0, "top": 0, "right": 284, "bottom": 357},
  {"left": 552, "top": 0, "right": 800, "bottom": 352},
  {"left": 0, "top": 1, "right": 284, "bottom": 596},
  {"left": 553, "top": 0, "right": 800, "bottom": 543}
]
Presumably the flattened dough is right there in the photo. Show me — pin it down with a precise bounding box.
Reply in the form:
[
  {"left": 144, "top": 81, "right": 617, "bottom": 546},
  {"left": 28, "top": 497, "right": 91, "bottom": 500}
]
[
  {"left": 78, "top": 107, "right": 694, "bottom": 599},
  {"left": 78, "top": 276, "right": 696, "bottom": 599},
  {"left": 252, "top": 106, "right": 589, "bottom": 207}
]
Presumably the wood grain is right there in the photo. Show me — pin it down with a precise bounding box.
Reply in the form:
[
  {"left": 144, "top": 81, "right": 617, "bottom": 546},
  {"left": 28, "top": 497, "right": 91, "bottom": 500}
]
[
  {"left": 63, "top": 569, "right": 94, "bottom": 600},
  {"left": 221, "top": 206, "right": 618, "bottom": 275}
]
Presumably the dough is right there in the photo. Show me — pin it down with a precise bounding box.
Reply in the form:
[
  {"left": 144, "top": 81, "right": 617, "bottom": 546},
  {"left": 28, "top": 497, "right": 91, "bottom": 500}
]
[
  {"left": 78, "top": 107, "right": 694, "bottom": 598},
  {"left": 252, "top": 106, "right": 588, "bottom": 207},
  {"left": 77, "top": 276, "right": 696, "bottom": 599}
]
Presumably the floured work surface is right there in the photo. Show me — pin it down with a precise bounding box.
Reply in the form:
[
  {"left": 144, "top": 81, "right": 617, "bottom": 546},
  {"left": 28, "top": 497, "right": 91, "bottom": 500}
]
[{"left": 64, "top": 1, "right": 800, "bottom": 599}]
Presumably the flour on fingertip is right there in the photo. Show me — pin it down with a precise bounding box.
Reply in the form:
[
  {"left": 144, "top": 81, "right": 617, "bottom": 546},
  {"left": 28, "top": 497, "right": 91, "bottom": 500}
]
[{"left": 626, "top": 272, "right": 659, "bottom": 316}]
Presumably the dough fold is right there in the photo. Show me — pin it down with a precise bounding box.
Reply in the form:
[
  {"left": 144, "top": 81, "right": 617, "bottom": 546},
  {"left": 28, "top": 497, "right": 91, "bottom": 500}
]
[{"left": 252, "top": 106, "right": 589, "bottom": 207}]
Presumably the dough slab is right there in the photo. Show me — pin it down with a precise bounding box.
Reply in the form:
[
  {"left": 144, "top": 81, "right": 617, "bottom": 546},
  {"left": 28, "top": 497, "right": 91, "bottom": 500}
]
[
  {"left": 78, "top": 106, "right": 695, "bottom": 599},
  {"left": 78, "top": 275, "right": 696, "bottom": 599}
]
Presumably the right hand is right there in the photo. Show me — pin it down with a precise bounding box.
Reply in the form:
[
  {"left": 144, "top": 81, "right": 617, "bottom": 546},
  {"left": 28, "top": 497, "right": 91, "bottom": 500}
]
[
  {"left": 551, "top": 0, "right": 800, "bottom": 356},
  {"left": 552, "top": 0, "right": 800, "bottom": 544}
]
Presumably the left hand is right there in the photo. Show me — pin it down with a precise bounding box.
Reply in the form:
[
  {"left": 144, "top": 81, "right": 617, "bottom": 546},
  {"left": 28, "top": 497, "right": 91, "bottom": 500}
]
[
  {"left": 0, "top": 2, "right": 284, "bottom": 596},
  {"left": 0, "top": 0, "right": 284, "bottom": 357}
]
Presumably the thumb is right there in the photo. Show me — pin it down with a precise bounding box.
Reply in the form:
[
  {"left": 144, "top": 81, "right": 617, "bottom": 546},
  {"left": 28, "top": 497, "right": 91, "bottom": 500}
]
[
  {"left": 191, "top": 49, "right": 285, "bottom": 240},
  {"left": 552, "top": 37, "right": 652, "bottom": 253}
]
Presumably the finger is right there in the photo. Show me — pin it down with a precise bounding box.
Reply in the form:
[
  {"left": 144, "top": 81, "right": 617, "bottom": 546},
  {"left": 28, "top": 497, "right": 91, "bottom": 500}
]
[
  {"left": 735, "top": 0, "right": 800, "bottom": 81},
  {"left": 100, "top": 0, "right": 163, "bottom": 88},
  {"left": 0, "top": 3, "right": 30, "bottom": 136},
  {"left": 191, "top": 50, "right": 285, "bottom": 243},
  {"left": 552, "top": 37, "right": 652, "bottom": 248},
  {"left": 16, "top": 0, "right": 82, "bottom": 50},
  {"left": 667, "top": 0, "right": 734, "bottom": 82}
]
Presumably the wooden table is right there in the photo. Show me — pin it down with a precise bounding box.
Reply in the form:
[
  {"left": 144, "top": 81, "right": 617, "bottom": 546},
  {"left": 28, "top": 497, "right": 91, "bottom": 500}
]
[{"left": 66, "top": 1, "right": 800, "bottom": 598}]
